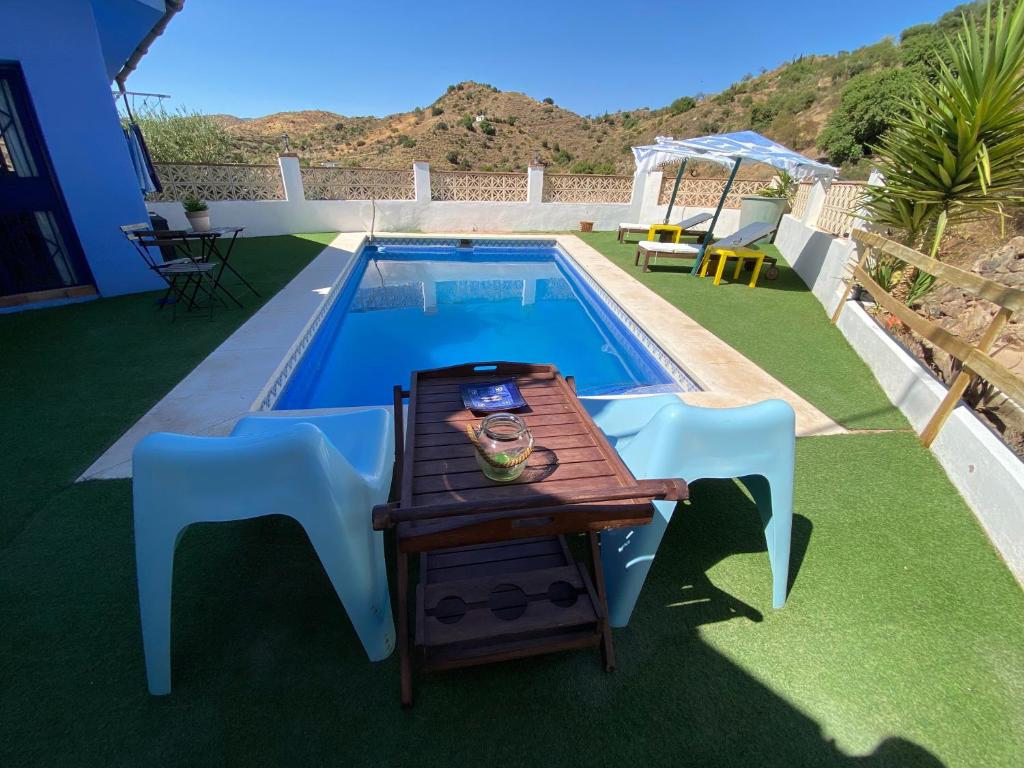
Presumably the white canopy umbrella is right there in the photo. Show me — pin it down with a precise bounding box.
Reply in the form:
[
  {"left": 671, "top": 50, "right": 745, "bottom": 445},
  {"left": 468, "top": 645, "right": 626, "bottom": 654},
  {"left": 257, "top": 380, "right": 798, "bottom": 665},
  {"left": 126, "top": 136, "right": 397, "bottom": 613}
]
[{"left": 632, "top": 131, "right": 837, "bottom": 274}]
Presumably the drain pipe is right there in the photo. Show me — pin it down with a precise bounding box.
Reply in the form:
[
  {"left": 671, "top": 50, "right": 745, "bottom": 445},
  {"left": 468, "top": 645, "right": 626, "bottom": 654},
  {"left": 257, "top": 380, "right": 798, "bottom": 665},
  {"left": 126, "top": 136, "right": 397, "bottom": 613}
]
[{"left": 114, "top": 0, "right": 186, "bottom": 89}]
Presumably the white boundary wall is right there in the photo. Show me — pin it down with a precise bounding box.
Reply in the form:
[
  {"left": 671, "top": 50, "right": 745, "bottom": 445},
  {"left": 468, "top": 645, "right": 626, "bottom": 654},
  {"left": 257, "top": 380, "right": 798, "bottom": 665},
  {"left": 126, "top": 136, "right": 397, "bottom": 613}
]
[
  {"left": 147, "top": 158, "right": 741, "bottom": 237},
  {"left": 776, "top": 213, "right": 1024, "bottom": 584}
]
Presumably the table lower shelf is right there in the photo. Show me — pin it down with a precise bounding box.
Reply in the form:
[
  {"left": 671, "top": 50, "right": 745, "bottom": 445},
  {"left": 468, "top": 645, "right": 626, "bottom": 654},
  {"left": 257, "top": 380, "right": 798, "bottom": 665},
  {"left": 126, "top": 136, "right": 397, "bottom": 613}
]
[{"left": 415, "top": 536, "right": 603, "bottom": 671}]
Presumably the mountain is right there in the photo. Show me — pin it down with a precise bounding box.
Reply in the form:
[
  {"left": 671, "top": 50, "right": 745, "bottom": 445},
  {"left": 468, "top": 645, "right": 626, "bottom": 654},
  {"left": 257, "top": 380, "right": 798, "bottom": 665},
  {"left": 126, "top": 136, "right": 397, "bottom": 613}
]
[{"left": 208, "top": 2, "right": 992, "bottom": 178}]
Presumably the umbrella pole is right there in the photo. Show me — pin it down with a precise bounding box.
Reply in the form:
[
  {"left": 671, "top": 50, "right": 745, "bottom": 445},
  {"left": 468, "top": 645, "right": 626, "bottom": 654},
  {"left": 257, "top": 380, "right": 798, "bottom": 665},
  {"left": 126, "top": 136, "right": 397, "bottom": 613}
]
[
  {"left": 692, "top": 157, "right": 741, "bottom": 276},
  {"left": 663, "top": 159, "right": 687, "bottom": 224}
]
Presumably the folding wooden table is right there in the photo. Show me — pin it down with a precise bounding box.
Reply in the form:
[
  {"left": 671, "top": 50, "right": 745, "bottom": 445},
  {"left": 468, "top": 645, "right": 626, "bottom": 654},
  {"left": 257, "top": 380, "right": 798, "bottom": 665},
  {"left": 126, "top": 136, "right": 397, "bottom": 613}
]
[{"left": 372, "top": 362, "right": 688, "bottom": 707}]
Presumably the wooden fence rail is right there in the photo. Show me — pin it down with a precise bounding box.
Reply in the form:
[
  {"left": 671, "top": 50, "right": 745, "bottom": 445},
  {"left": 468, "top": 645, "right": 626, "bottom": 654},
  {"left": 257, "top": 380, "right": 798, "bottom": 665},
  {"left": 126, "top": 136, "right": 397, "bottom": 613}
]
[{"left": 834, "top": 229, "right": 1024, "bottom": 446}]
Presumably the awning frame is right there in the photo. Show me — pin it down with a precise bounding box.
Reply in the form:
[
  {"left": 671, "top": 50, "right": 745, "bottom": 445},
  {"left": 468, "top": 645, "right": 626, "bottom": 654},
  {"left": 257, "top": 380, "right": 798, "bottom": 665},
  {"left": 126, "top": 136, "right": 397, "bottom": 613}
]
[{"left": 633, "top": 131, "right": 836, "bottom": 275}]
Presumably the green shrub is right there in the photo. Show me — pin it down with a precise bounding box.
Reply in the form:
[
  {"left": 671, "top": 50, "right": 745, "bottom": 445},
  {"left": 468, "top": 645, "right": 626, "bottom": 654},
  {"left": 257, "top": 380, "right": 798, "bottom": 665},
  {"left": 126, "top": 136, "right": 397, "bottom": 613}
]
[
  {"left": 458, "top": 114, "right": 475, "bottom": 131},
  {"left": 434, "top": 121, "right": 448, "bottom": 131},
  {"left": 749, "top": 103, "right": 777, "bottom": 130},
  {"left": 570, "top": 160, "right": 616, "bottom": 175},
  {"left": 669, "top": 95, "right": 697, "bottom": 114},
  {"left": 543, "top": 97, "right": 554, "bottom": 104},
  {"left": 397, "top": 134, "right": 416, "bottom": 148},
  {"left": 132, "top": 106, "right": 233, "bottom": 164},
  {"left": 817, "top": 67, "right": 918, "bottom": 164},
  {"left": 768, "top": 87, "right": 816, "bottom": 116},
  {"left": 445, "top": 150, "right": 459, "bottom": 164},
  {"left": 552, "top": 149, "right": 572, "bottom": 164},
  {"left": 478, "top": 120, "right": 496, "bottom": 136},
  {"left": 778, "top": 56, "right": 818, "bottom": 87}
]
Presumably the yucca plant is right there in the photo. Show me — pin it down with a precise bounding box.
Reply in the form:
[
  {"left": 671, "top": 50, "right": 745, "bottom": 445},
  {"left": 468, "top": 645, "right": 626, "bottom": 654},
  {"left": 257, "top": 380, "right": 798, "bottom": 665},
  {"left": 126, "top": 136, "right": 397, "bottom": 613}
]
[{"left": 862, "top": 0, "right": 1024, "bottom": 300}]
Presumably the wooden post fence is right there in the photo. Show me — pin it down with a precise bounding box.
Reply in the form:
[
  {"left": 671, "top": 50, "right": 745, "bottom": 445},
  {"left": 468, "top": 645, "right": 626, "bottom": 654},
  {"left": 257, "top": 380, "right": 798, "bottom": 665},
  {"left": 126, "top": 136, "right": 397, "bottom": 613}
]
[{"left": 833, "top": 229, "right": 1024, "bottom": 447}]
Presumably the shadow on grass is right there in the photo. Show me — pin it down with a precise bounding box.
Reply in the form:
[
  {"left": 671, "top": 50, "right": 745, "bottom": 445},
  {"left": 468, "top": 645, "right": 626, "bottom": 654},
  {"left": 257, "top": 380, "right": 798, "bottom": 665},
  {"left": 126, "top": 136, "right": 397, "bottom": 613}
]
[
  {"left": 639, "top": 261, "right": 813, "bottom": 293},
  {"left": 0, "top": 476, "right": 943, "bottom": 767}
]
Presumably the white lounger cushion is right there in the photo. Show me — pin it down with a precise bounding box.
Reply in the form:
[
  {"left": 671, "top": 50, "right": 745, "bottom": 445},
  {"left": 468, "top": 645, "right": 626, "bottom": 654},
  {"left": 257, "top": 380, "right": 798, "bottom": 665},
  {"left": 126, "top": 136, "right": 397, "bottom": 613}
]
[
  {"left": 618, "top": 213, "right": 714, "bottom": 232},
  {"left": 636, "top": 241, "right": 700, "bottom": 255}
]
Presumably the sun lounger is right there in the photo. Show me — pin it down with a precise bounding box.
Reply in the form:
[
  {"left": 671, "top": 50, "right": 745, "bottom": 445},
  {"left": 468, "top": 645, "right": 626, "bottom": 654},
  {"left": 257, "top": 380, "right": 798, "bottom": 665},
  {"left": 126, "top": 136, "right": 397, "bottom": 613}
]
[
  {"left": 635, "top": 221, "right": 779, "bottom": 277},
  {"left": 617, "top": 212, "right": 713, "bottom": 243}
]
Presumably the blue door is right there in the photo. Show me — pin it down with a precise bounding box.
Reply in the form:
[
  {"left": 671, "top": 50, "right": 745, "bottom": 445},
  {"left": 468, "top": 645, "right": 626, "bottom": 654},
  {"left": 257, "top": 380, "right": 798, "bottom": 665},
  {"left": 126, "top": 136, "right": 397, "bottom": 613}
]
[{"left": 0, "top": 62, "right": 91, "bottom": 298}]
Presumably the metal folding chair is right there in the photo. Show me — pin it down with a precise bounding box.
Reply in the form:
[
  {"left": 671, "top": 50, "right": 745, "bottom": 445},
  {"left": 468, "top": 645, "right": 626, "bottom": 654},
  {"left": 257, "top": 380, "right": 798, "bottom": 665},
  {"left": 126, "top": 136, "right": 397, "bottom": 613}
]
[{"left": 121, "top": 224, "right": 221, "bottom": 320}]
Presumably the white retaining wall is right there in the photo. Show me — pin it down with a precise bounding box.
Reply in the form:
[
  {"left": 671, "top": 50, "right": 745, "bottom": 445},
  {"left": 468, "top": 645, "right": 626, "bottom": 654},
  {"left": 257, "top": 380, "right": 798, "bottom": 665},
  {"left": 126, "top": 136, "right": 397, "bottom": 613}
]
[
  {"left": 775, "top": 213, "right": 1024, "bottom": 584},
  {"left": 147, "top": 160, "right": 741, "bottom": 238}
]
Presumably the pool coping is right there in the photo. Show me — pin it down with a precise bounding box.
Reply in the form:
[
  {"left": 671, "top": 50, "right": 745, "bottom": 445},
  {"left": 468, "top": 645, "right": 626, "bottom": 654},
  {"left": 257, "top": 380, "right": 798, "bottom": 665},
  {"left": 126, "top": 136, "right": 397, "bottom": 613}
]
[{"left": 78, "top": 232, "right": 841, "bottom": 481}]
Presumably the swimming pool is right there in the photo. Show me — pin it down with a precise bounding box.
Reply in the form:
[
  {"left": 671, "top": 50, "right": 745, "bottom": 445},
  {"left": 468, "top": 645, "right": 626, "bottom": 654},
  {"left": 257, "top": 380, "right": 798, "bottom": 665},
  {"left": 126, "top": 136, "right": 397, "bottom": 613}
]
[{"left": 273, "top": 239, "right": 698, "bottom": 409}]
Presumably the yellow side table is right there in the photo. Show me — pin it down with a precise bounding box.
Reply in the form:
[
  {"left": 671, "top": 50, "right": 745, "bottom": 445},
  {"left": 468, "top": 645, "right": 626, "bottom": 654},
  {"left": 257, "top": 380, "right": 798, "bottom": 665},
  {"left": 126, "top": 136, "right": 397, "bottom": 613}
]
[
  {"left": 646, "top": 224, "right": 682, "bottom": 243},
  {"left": 699, "top": 246, "right": 766, "bottom": 287}
]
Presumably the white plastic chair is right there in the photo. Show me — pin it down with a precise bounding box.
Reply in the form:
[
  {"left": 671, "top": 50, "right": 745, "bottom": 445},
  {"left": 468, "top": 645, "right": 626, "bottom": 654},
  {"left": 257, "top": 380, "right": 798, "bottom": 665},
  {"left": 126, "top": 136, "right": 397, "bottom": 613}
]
[{"left": 132, "top": 409, "right": 396, "bottom": 695}]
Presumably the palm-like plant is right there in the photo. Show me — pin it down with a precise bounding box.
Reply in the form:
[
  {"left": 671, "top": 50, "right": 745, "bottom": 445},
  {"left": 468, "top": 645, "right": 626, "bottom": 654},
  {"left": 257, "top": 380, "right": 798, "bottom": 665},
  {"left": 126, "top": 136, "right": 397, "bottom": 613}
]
[{"left": 863, "top": 1, "right": 1024, "bottom": 270}]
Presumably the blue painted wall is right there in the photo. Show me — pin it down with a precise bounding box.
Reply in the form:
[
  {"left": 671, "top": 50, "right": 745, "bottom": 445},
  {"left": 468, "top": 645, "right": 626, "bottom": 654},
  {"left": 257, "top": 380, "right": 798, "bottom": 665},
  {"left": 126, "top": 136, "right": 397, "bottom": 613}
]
[{"left": 1, "top": 0, "right": 165, "bottom": 296}]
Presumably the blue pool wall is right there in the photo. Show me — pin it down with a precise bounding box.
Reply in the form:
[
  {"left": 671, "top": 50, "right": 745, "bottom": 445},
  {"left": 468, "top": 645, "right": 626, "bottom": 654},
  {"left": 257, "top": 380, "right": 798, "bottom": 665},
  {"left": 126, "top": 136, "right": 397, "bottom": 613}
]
[{"left": 273, "top": 238, "right": 699, "bottom": 410}]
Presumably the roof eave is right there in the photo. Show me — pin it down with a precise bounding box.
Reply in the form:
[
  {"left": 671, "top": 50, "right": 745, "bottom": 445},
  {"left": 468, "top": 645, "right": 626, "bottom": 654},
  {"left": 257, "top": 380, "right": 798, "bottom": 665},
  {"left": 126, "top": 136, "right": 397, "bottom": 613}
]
[{"left": 114, "top": 0, "right": 184, "bottom": 90}]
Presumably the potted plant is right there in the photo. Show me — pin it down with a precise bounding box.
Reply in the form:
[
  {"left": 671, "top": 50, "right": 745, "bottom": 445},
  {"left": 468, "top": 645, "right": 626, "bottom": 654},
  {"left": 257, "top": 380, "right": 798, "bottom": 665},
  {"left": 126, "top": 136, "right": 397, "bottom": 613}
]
[
  {"left": 182, "top": 195, "right": 211, "bottom": 232},
  {"left": 739, "top": 170, "right": 797, "bottom": 235}
]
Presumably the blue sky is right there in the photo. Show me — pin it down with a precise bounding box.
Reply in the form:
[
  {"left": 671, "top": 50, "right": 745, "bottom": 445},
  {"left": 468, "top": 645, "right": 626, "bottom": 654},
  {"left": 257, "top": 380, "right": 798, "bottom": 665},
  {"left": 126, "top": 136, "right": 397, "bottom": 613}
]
[{"left": 131, "top": 0, "right": 960, "bottom": 118}]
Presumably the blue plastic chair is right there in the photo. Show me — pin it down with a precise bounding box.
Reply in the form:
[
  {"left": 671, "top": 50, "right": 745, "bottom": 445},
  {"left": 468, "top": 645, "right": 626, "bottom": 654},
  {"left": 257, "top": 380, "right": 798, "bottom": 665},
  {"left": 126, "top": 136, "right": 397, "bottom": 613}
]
[
  {"left": 582, "top": 396, "right": 795, "bottom": 627},
  {"left": 132, "top": 409, "right": 396, "bottom": 695}
]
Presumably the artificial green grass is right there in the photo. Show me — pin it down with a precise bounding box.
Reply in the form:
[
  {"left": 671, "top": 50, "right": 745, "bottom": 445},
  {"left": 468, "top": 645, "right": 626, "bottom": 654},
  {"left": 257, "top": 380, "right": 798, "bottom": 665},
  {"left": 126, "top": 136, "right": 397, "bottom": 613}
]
[
  {"left": 577, "top": 231, "right": 908, "bottom": 431},
  {"left": 2, "top": 233, "right": 1022, "bottom": 766},
  {"left": 0, "top": 232, "right": 336, "bottom": 548}
]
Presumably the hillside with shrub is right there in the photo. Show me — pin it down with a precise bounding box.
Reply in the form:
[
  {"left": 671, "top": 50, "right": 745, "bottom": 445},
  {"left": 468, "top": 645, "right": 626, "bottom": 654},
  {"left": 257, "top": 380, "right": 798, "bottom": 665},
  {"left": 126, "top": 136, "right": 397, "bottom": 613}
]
[{"left": 141, "top": 1, "right": 1012, "bottom": 178}]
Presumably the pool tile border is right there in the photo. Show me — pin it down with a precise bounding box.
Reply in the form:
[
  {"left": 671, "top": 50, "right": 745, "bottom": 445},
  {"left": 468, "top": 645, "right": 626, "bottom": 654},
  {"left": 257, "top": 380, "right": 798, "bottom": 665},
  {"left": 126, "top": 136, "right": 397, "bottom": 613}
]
[
  {"left": 552, "top": 243, "right": 701, "bottom": 395},
  {"left": 252, "top": 238, "right": 365, "bottom": 411}
]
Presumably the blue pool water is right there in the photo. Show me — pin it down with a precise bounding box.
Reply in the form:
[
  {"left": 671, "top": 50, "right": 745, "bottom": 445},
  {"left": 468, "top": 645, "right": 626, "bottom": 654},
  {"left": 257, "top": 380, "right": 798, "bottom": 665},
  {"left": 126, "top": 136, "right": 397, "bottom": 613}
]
[{"left": 276, "top": 243, "right": 694, "bottom": 409}]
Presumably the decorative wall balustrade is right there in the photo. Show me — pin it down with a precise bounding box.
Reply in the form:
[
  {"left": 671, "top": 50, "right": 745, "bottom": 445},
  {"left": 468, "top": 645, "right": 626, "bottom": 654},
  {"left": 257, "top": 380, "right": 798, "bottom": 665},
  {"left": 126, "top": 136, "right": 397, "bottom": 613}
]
[
  {"left": 149, "top": 163, "right": 284, "bottom": 202},
  {"left": 430, "top": 171, "right": 528, "bottom": 202},
  {"left": 818, "top": 182, "right": 868, "bottom": 237},
  {"left": 300, "top": 166, "right": 415, "bottom": 200},
  {"left": 657, "top": 176, "right": 772, "bottom": 208},
  {"left": 542, "top": 174, "right": 633, "bottom": 204},
  {"left": 791, "top": 182, "right": 812, "bottom": 219}
]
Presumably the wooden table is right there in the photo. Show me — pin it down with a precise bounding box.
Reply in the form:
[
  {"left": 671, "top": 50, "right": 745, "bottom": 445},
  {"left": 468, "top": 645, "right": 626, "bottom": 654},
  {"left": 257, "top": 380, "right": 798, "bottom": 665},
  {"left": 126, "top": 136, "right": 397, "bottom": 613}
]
[{"left": 372, "top": 362, "right": 688, "bottom": 707}]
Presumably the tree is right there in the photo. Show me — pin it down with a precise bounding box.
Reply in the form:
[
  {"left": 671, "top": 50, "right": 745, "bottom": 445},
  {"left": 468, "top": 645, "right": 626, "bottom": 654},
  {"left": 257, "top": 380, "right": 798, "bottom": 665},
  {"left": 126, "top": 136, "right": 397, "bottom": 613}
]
[
  {"left": 863, "top": 0, "right": 1024, "bottom": 299},
  {"left": 817, "top": 68, "right": 919, "bottom": 164},
  {"left": 132, "top": 106, "right": 235, "bottom": 163}
]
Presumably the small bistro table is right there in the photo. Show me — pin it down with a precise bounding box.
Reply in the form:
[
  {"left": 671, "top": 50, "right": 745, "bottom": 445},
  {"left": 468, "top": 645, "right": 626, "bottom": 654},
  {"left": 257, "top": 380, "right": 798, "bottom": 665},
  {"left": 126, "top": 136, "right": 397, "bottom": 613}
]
[
  {"left": 372, "top": 362, "right": 688, "bottom": 707},
  {"left": 178, "top": 226, "right": 259, "bottom": 306}
]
